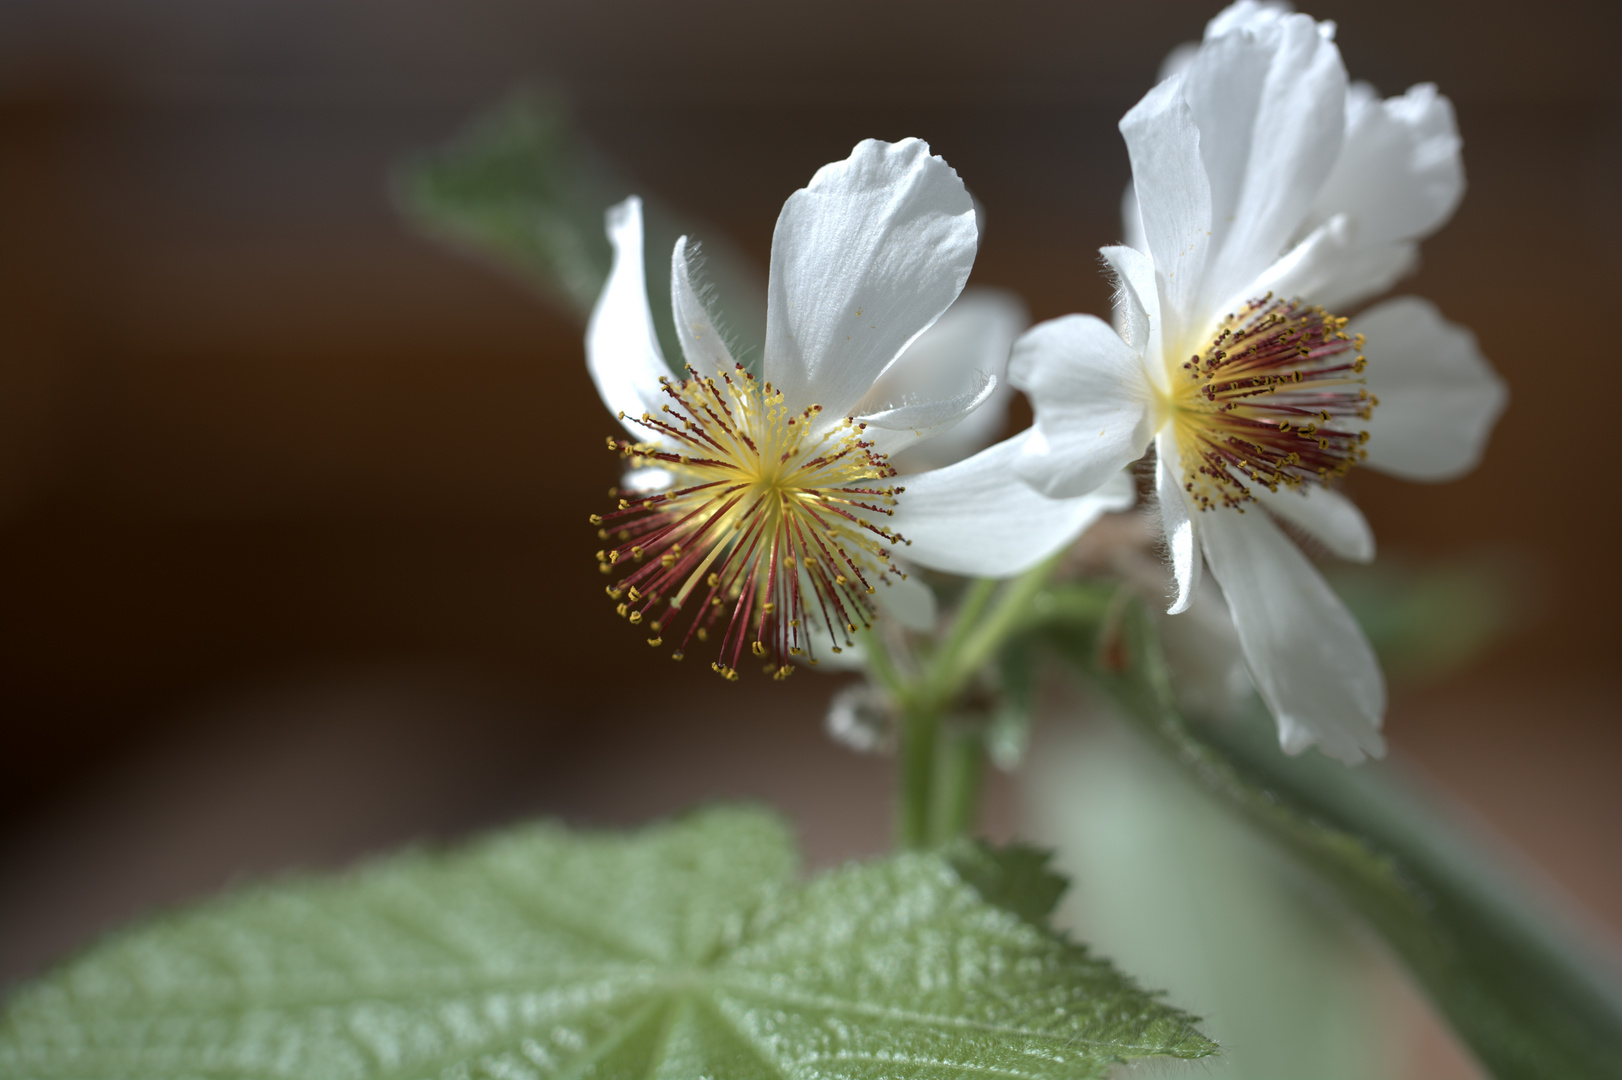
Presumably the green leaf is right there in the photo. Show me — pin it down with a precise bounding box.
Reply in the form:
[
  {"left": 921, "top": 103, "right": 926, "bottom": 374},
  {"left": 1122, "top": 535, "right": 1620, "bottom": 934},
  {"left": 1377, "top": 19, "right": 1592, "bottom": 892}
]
[
  {"left": 0, "top": 806, "right": 1214, "bottom": 1079},
  {"left": 947, "top": 839, "right": 1070, "bottom": 928},
  {"left": 393, "top": 92, "right": 766, "bottom": 370},
  {"left": 1060, "top": 604, "right": 1622, "bottom": 1080}
]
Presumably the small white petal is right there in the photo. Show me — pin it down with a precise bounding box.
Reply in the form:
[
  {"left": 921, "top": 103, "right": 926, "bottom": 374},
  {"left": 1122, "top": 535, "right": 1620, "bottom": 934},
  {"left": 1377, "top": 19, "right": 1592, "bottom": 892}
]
[
  {"left": 764, "top": 138, "right": 977, "bottom": 422},
  {"left": 1009, "top": 314, "right": 1155, "bottom": 499},
  {"left": 586, "top": 197, "right": 674, "bottom": 437},
  {"left": 1100, "top": 245, "right": 1165, "bottom": 392},
  {"left": 1201, "top": 507, "right": 1386, "bottom": 764},
  {"left": 1356, "top": 296, "right": 1508, "bottom": 481},
  {"left": 1182, "top": 9, "right": 1348, "bottom": 322},
  {"left": 670, "top": 235, "right": 737, "bottom": 374},
  {"left": 891, "top": 434, "right": 1136, "bottom": 578},
  {"left": 1250, "top": 483, "right": 1375, "bottom": 563},
  {"left": 1153, "top": 432, "right": 1203, "bottom": 614},
  {"left": 875, "top": 570, "right": 937, "bottom": 632}
]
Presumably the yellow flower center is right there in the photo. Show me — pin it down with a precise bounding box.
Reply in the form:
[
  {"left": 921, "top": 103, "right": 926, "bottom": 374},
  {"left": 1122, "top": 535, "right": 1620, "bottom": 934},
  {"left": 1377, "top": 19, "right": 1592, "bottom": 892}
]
[
  {"left": 592, "top": 365, "right": 907, "bottom": 680},
  {"left": 1162, "top": 295, "right": 1375, "bottom": 512}
]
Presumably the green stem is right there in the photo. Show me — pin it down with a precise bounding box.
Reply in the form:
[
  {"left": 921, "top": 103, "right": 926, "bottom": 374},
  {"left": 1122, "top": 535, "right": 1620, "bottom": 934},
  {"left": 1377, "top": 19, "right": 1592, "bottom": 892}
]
[
  {"left": 932, "top": 729, "right": 984, "bottom": 842},
  {"left": 897, "top": 702, "right": 940, "bottom": 849},
  {"left": 892, "top": 557, "right": 1073, "bottom": 850},
  {"left": 930, "top": 554, "right": 1063, "bottom": 706}
]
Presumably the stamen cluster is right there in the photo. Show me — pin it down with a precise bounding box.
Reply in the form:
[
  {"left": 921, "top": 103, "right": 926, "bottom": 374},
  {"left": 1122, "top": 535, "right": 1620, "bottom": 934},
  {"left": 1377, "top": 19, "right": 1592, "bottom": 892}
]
[
  {"left": 592, "top": 365, "right": 909, "bottom": 680},
  {"left": 1172, "top": 296, "right": 1375, "bottom": 511}
]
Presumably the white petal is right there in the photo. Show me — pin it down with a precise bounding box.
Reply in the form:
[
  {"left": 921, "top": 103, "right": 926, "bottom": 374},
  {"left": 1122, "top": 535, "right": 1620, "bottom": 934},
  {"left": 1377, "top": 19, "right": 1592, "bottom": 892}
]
[
  {"left": 1308, "top": 82, "right": 1464, "bottom": 252},
  {"left": 764, "top": 139, "right": 977, "bottom": 422},
  {"left": 1119, "top": 75, "right": 1212, "bottom": 351},
  {"left": 1355, "top": 296, "right": 1507, "bottom": 481},
  {"left": 1204, "top": 0, "right": 1298, "bottom": 40},
  {"left": 1153, "top": 432, "right": 1203, "bottom": 614},
  {"left": 1157, "top": 570, "right": 1253, "bottom": 718},
  {"left": 619, "top": 466, "right": 675, "bottom": 494},
  {"left": 890, "top": 434, "right": 1136, "bottom": 578},
  {"left": 1182, "top": 9, "right": 1348, "bottom": 321},
  {"left": 1250, "top": 483, "right": 1375, "bottom": 563},
  {"left": 1312, "top": 240, "right": 1419, "bottom": 312},
  {"left": 1008, "top": 315, "right": 1155, "bottom": 499},
  {"left": 1201, "top": 507, "right": 1386, "bottom": 764},
  {"left": 670, "top": 235, "right": 737, "bottom": 374},
  {"left": 875, "top": 570, "right": 937, "bottom": 632},
  {"left": 1100, "top": 245, "right": 1165, "bottom": 392},
  {"left": 585, "top": 197, "right": 674, "bottom": 437},
  {"left": 864, "top": 287, "right": 1029, "bottom": 470}
]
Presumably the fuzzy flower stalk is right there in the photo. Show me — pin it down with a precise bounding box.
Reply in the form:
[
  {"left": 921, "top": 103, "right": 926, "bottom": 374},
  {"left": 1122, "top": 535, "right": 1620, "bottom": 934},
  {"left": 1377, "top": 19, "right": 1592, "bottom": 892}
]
[
  {"left": 586, "top": 139, "right": 1131, "bottom": 680},
  {"left": 1010, "top": 1, "right": 1507, "bottom": 762}
]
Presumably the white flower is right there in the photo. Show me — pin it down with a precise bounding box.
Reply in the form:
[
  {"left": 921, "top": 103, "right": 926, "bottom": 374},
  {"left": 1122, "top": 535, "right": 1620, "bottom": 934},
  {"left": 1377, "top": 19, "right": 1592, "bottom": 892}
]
[
  {"left": 1009, "top": 2, "right": 1507, "bottom": 762},
  {"left": 587, "top": 139, "right": 1132, "bottom": 680}
]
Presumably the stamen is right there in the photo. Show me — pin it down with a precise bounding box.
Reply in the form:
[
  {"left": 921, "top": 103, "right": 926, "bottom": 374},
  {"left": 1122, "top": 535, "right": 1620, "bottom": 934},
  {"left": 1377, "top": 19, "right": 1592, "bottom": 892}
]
[
  {"left": 592, "top": 364, "right": 909, "bottom": 678},
  {"left": 1171, "top": 296, "right": 1374, "bottom": 511}
]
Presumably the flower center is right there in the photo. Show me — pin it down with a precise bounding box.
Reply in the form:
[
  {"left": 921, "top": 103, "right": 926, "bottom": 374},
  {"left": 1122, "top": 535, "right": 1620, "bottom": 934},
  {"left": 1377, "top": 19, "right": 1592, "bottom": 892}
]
[
  {"left": 592, "top": 364, "right": 908, "bottom": 680},
  {"left": 1166, "top": 295, "right": 1375, "bottom": 511}
]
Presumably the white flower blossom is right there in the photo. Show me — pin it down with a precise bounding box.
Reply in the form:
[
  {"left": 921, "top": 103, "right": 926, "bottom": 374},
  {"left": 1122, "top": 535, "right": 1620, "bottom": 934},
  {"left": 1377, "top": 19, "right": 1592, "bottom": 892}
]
[
  {"left": 587, "top": 139, "right": 1132, "bottom": 680},
  {"left": 1009, "top": 2, "right": 1507, "bottom": 762}
]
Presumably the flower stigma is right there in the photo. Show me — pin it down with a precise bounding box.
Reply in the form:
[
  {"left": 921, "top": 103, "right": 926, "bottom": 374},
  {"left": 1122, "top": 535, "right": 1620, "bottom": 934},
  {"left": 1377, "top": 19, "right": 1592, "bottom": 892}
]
[
  {"left": 592, "top": 364, "right": 910, "bottom": 680},
  {"left": 1163, "top": 296, "right": 1375, "bottom": 511}
]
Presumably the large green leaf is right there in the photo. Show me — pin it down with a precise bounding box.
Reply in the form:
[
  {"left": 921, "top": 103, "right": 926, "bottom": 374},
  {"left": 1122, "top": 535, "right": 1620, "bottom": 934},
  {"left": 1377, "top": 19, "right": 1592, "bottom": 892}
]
[
  {"left": 0, "top": 806, "right": 1213, "bottom": 1079},
  {"left": 1052, "top": 602, "right": 1622, "bottom": 1080}
]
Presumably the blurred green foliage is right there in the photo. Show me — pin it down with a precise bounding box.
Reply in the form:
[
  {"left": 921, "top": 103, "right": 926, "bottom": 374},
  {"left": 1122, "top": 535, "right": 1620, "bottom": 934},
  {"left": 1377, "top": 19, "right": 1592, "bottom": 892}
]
[{"left": 395, "top": 93, "right": 766, "bottom": 375}]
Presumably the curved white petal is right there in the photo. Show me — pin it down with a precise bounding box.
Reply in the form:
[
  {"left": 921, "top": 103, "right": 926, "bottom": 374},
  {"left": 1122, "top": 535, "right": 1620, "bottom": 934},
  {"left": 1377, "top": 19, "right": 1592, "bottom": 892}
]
[
  {"left": 1153, "top": 432, "right": 1203, "bottom": 614},
  {"left": 764, "top": 138, "right": 977, "bottom": 422},
  {"left": 1120, "top": 182, "right": 1149, "bottom": 257},
  {"left": 586, "top": 197, "right": 674, "bottom": 436},
  {"left": 863, "top": 287, "right": 1029, "bottom": 470},
  {"left": 890, "top": 434, "right": 1136, "bottom": 578},
  {"left": 1119, "top": 75, "right": 1212, "bottom": 350},
  {"left": 1201, "top": 507, "right": 1386, "bottom": 764},
  {"left": 1182, "top": 8, "right": 1348, "bottom": 322},
  {"left": 1356, "top": 296, "right": 1507, "bottom": 482},
  {"left": 1309, "top": 82, "right": 1464, "bottom": 252},
  {"left": 670, "top": 235, "right": 737, "bottom": 375},
  {"left": 875, "top": 570, "right": 937, "bottom": 632},
  {"left": 1008, "top": 315, "right": 1155, "bottom": 499},
  {"left": 1250, "top": 483, "right": 1375, "bottom": 563}
]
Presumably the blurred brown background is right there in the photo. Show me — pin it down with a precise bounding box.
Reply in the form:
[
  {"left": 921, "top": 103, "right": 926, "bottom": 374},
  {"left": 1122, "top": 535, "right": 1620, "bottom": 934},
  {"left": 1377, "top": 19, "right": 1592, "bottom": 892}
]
[{"left": 0, "top": 2, "right": 1617, "bottom": 1071}]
